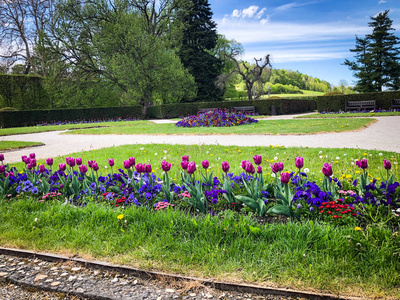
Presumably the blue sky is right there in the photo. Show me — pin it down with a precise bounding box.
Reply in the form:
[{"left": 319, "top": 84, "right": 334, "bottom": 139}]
[{"left": 208, "top": 0, "right": 400, "bottom": 87}]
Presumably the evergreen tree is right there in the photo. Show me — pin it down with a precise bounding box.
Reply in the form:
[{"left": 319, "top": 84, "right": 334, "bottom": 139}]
[
  {"left": 344, "top": 10, "right": 400, "bottom": 91},
  {"left": 178, "top": 0, "right": 223, "bottom": 102}
]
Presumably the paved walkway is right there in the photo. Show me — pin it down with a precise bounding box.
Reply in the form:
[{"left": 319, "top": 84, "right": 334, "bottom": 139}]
[{"left": 1, "top": 114, "right": 399, "bottom": 163}]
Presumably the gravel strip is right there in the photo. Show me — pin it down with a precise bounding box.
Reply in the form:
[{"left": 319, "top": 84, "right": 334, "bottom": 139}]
[{"left": 0, "top": 254, "right": 303, "bottom": 300}]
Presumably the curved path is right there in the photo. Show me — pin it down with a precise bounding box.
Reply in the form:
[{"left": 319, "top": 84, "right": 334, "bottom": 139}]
[{"left": 1, "top": 115, "right": 399, "bottom": 163}]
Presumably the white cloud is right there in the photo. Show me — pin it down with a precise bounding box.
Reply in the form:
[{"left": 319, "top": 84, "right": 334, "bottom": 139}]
[
  {"left": 256, "top": 8, "right": 267, "bottom": 19},
  {"left": 230, "top": 5, "right": 267, "bottom": 19},
  {"left": 232, "top": 9, "right": 240, "bottom": 18},
  {"left": 242, "top": 5, "right": 259, "bottom": 18},
  {"left": 275, "top": 1, "right": 323, "bottom": 12},
  {"left": 378, "top": 0, "right": 386, "bottom": 4}
]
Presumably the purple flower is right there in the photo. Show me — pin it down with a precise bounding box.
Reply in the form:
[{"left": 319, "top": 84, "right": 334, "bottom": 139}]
[
  {"left": 201, "top": 160, "right": 209, "bottom": 169},
  {"left": 295, "top": 157, "right": 304, "bottom": 170},
  {"left": 59, "top": 163, "right": 67, "bottom": 172},
  {"left": 161, "top": 160, "right": 171, "bottom": 172},
  {"left": 182, "top": 155, "right": 189, "bottom": 162},
  {"left": 187, "top": 161, "right": 196, "bottom": 175},
  {"left": 145, "top": 164, "right": 152, "bottom": 174},
  {"left": 38, "top": 164, "right": 46, "bottom": 174},
  {"left": 24, "top": 157, "right": 31, "bottom": 164},
  {"left": 322, "top": 163, "right": 333, "bottom": 177},
  {"left": 253, "top": 155, "right": 262, "bottom": 165},
  {"left": 29, "top": 153, "right": 36, "bottom": 159},
  {"left": 66, "top": 157, "right": 75, "bottom": 168},
  {"left": 31, "top": 159, "right": 37, "bottom": 167},
  {"left": 271, "top": 162, "right": 284, "bottom": 174},
  {"left": 21, "top": 155, "right": 27, "bottom": 163},
  {"left": 280, "top": 172, "right": 290, "bottom": 184},
  {"left": 245, "top": 161, "right": 255, "bottom": 174},
  {"left": 92, "top": 162, "right": 99, "bottom": 171},
  {"left": 46, "top": 158, "right": 53, "bottom": 166},
  {"left": 0, "top": 165, "right": 5, "bottom": 173},
  {"left": 108, "top": 159, "right": 115, "bottom": 167},
  {"left": 27, "top": 163, "right": 33, "bottom": 170},
  {"left": 221, "top": 161, "right": 230, "bottom": 173},
  {"left": 76, "top": 158, "right": 83, "bottom": 166},
  {"left": 241, "top": 160, "right": 248, "bottom": 171},
  {"left": 181, "top": 161, "right": 189, "bottom": 170},
  {"left": 135, "top": 163, "right": 145, "bottom": 173},
  {"left": 129, "top": 157, "right": 135, "bottom": 167},
  {"left": 123, "top": 160, "right": 131, "bottom": 170},
  {"left": 88, "top": 160, "right": 95, "bottom": 168},
  {"left": 0, "top": 154, "right": 4, "bottom": 162},
  {"left": 383, "top": 159, "right": 391, "bottom": 171},
  {"left": 356, "top": 158, "right": 368, "bottom": 170},
  {"left": 79, "top": 164, "right": 88, "bottom": 175},
  {"left": 257, "top": 165, "right": 263, "bottom": 174}
]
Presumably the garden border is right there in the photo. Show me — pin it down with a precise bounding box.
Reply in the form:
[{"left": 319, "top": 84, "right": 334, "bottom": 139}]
[{"left": 0, "top": 247, "right": 362, "bottom": 300}]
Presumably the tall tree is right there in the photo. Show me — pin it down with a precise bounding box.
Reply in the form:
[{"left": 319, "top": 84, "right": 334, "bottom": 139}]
[
  {"left": 344, "top": 10, "right": 400, "bottom": 91},
  {"left": 178, "top": 0, "right": 223, "bottom": 102}
]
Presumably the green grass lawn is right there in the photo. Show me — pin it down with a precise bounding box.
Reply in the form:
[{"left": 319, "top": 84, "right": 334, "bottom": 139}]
[
  {"left": 296, "top": 111, "right": 400, "bottom": 118},
  {"left": 0, "top": 141, "right": 44, "bottom": 151},
  {"left": 0, "top": 120, "right": 150, "bottom": 136},
  {"left": 62, "top": 118, "right": 375, "bottom": 135}
]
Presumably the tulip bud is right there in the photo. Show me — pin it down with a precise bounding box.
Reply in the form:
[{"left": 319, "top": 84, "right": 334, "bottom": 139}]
[
  {"left": 181, "top": 161, "right": 188, "bottom": 170},
  {"left": 201, "top": 160, "right": 209, "bottom": 169},
  {"left": 280, "top": 172, "right": 291, "bottom": 184},
  {"left": 257, "top": 165, "right": 262, "bottom": 174},
  {"left": 123, "top": 160, "right": 131, "bottom": 169},
  {"left": 46, "top": 158, "right": 53, "bottom": 166},
  {"left": 129, "top": 157, "right": 135, "bottom": 167},
  {"left": 0, "top": 154, "right": 4, "bottom": 162},
  {"left": 221, "top": 161, "right": 230, "bottom": 173},
  {"left": 383, "top": 159, "right": 391, "bottom": 171},
  {"left": 59, "top": 163, "right": 67, "bottom": 172},
  {"left": 108, "top": 159, "right": 115, "bottom": 167},
  {"left": 39, "top": 164, "right": 46, "bottom": 174},
  {"left": 187, "top": 161, "right": 196, "bottom": 175},
  {"left": 161, "top": 160, "right": 171, "bottom": 172},
  {"left": 92, "top": 162, "right": 99, "bottom": 171},
  {"left": 0, "top": 165, "right": 5, "bottom": 173},
  {"left": 29, "top": 153, "right": 36, "bottom": 159},
  {"left": 76, "top": 158, "right": 83, "bottom": 166},
  {"left": 182, "top": 155, "right": 189, "bottom": 162},
  {"left": 253, "top": 155, "right": 262, "bottom": 166},
  {"left": 145, "top": 164, "right": 152, "bottom": 174},
  {"left": 295, "top": 157, "right": 304, "bottom": 170},
  {"left": 79, "top": 164, "right": 88, "bottom": 175},
  {"left": 322, "top": 163, "right": 333, "bottom": 177}
]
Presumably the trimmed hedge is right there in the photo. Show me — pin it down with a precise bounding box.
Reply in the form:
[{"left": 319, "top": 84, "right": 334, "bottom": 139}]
[
  {"left": 0, "top": 106, "right": 142, "bottom": 128},
  {"left": 147, "top": 98, "right": 316, "bottom": 119},
  {"left": 316, "top": 91, "right": 400, "bottom": 112}
]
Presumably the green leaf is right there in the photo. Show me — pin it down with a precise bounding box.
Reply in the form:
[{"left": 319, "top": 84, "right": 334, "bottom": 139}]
[
  {"left": 267, "top": 204, "right": 293, "bottom": 217},
  {"left": 235, "top": 195, "right": 259, "bottom": 212}
]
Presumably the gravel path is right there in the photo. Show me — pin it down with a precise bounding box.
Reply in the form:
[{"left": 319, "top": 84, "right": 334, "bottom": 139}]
[{"left": 1, "top": 115, "right": 399, "bottom": 163}]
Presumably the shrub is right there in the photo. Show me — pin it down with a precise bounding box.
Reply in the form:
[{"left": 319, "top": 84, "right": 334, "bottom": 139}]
[{"left": 323, "top": 91, "right": 344, "bottom": 96}]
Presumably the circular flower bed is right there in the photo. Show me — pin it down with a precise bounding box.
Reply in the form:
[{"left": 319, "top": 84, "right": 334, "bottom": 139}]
[{"left": 175, "top": 109, "right": 258, "bottom": 127}]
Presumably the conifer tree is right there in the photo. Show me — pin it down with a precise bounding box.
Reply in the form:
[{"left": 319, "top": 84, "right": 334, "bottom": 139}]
[
  {"left": 178, "top": 0, "right": 223, "bottom": 102},
  {"left": 344, "top": 10, "right": 400, "bottom": 91}
]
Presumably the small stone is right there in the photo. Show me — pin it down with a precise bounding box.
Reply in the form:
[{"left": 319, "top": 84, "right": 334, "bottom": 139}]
[
  {"left": 52, "top": 272, "right": 58, "bottom": 275},
  {"left": 60, "top": 272, "right": 69, "bottom": 277},
  {"left": 0, "top": 264, "right": 5, "bottom": 268},
  {"left": 34, "top": 274, "right": 47, "bottom": 281},
  {"left": 189, "top": 293, "right": 196, "bottom": 297},
  {"left": 51, "top": 281, "right": 61, "bottom": 287},
  {"left": 33, "top": 259, "right": 40, "bottom": 263},
  {"left": 18, "top": 262, "right": 24, "bottom": 265},
  {"left": 0, "top": 272, "right": 8, "bottom": 277},
  {"left": 120, "top": 281, "right": 129, "bottom": 285},
  {"left": 50, "top": 267, "right": 58, "bottom": 271},
  {"left": 77, "top": 277, "right": 84, "bottom": 281},
  {"left": 93, "top": 270, "right": 100, "bottom": 276},
  {"left": 68, "top": 275, "right": 77, "bottom": 281},
  {"left": 133, "top": 279, "right": 138, "bottom": 285},
  {"left": 45, "top": 279, "right": 54, "bottom": 283},
  {"left": 205, "top": 294, "right": 213, "bottom": 299},
  {"left": 111, "top": 277, "right": 118, "bottom": 283},
  {"left": 34, "top": 267, "right": 40, "bottom": 271},
  {"left": 166, "top": 289, "right": 175, "bottom": 293},
  {"left": 71, "top": 267, "right": 81, "bottom": 271},
  {"left": 76, "top": 288, "right": 85, "bottom": 293}
]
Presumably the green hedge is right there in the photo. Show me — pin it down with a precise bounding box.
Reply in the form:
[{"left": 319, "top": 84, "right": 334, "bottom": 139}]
[
  {"left": 316, "top": 91, "right": 400, "bottom": 112},
  {"left": 0, "top": 106, "right": 142, "bottom": 128},
  {"left": 147, "top": 98, "right": 316, "bottom": 119}
]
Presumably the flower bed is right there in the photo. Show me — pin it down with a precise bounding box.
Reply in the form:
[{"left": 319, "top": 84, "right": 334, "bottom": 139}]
[
  {"left": 36, "top": 117, "right": 138, "bottom": 126},
  {"left": 0, "top": 152, "right": 398, "bottom": 228},
  {"left": 175, "top": 109, "right": 258, "bottom": 127}
]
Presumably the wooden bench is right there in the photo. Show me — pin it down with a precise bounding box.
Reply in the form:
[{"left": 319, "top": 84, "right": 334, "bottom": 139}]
[
  {"left": 232, "top": 106, "right": 256, "bottom": 114},
  {"left": 391, "top": 99, "right": 400, "bottom": 110},
  {"left": 345, "top": 100, "right": 376, "bottom": 112}
]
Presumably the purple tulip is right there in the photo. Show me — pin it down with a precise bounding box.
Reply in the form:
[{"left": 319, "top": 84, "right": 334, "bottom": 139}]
[
  {"left": 295, "top": 157, "right": 304, "bottom": 170},
  {"left": 356, "top": 158, "right": 368, "bottom": 170},
  {"left": 38, "top": 164, "right": 46, "bottom": 173},
  {"left": 322, "top": 163, "right": 333, "bottom": 177},
  {"left": 21, "top": 155, "right": 27, "bottom": 163},
  {"left": 108, "top": 159, "right": 115, "bottom": 167},
  {"left": 221, "top": 161, "right": 230, "bottom": 173},
  {"left": 92, "top": 162, "right": 99, "bottom": 171},
  {"left": 280, "top": 172, "right": 291, "bottom": 184},
  {"left": 31, "top": 159, "right": 37, "bottom": 168},
  {"left": 88, "top": 160, "right": 95, "bottom": 168},
  {"left": 24, "top": 157, "right": 31, "bottom": 164},
  {"left": 383, "top": 159, "right": 392, "bottom": 171},
  {"left": 181, "top": 161, "right": 189, "bottom": 170},
  {"left": 241, "top": 160, "right": 248, "bottom": 171},
  {"left": 201, "top": 160, "right": 209, "bottom": 169},
  {"left": 135, "top": 163, "right": 145, "bottom": 173},
  {"left": 79, "top": 164, "right": 88, "bottom": 175},
  {"left": 123, "top": 160, "right": 131, "bottom": 169},
  {"left": 29, "top": 153, "right": 36, "bottom": 159},
  {"left": 46, "top": 158, "right": 53, "bottom": 166},
  {"left": 187, "top": 161, "right": 196, "bottom": 175},
  {"left": 0, "top": 154, "right": 4, "bottom": 162},
  {"left": 76, "top": 158, "right": 83, "bottom": 166},
  {"left": 66, "top": 157, "right": 75, "bottom": 168},
  {"left": 59, "top": 163, "right": 67, "bottom": 172},
  {"left": 161, "top": 160, "right": 171, "bottom": 172},
  {"left": 245, "top": 161, "right": 255, "bottom": 174},
  {"left": 0, "top": 165, "right": 5, "bottom": 173},
  {"left": 182, "top": 155, "right": 189, "bottom": 162},
  {"left": 129, "top": 157, "right": 135, "bottom": 167},
  {"left": 257, "top": 165, "right": 263, "bottom": 174},
  {"left": 27, "top": 163, "right": 33, "bottom": 170},
  {"left": 145, "top": 164, "right": 152, "bottom": 174},
  {"left": 253, "top": 155, "right": 262, "bottom": 166},
  {"left": 271, "top": 162, "right": 284, "bottom": 174}
]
